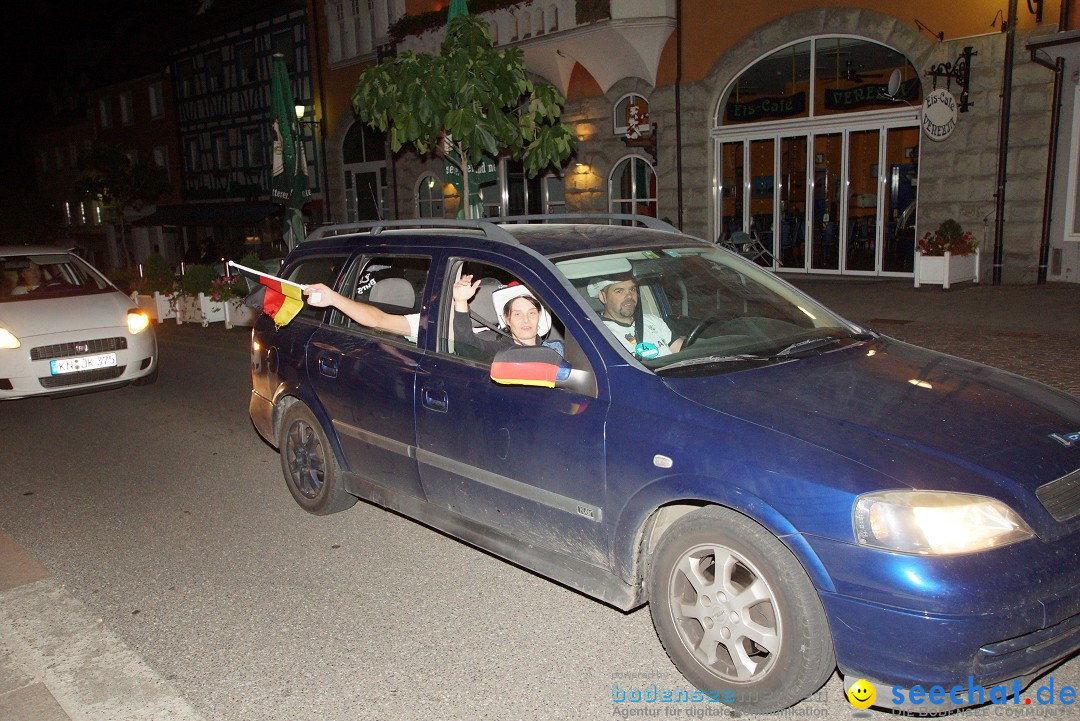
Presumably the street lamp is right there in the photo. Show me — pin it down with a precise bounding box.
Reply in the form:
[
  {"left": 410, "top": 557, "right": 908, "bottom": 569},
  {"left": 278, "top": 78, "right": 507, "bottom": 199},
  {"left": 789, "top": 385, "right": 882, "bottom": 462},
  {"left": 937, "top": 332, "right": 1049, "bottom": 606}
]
[{"left": 293, "top": 104, "right": 329, "bottom": 222}]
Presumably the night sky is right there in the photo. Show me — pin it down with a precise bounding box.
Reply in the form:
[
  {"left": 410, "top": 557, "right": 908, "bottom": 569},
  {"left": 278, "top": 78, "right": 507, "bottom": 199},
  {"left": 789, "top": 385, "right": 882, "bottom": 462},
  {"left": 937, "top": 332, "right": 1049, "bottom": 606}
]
[{"left": 1, "top": 0, "right": 198, "bottom": 192}]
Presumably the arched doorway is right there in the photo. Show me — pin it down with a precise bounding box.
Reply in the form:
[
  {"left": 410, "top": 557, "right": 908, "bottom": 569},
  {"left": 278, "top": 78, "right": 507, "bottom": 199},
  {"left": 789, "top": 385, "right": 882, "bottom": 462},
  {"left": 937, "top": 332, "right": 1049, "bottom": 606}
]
[{"left": 714, "top": 37, "right": 922, "bottom": 275}]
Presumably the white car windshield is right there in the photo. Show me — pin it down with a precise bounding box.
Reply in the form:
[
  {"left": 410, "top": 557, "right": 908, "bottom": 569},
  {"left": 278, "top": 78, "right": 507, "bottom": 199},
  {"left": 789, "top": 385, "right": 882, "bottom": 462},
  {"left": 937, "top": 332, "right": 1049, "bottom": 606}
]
[
  {"left": 0, "top": 253, "right": 112, "bottom": 302},
  {"left": 555, "top": 246, "right": 870, "bottom": 375}
]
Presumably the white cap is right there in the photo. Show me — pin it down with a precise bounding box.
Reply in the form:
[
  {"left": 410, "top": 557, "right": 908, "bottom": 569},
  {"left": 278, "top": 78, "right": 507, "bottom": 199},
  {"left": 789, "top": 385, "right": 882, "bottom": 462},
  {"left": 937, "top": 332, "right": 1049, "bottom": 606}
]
[
  {"left": 490, "top": 284, "right": 552, "bottom": 337},
  {"left": 586, "top": 279, "right": 616, "bottom": 297}
]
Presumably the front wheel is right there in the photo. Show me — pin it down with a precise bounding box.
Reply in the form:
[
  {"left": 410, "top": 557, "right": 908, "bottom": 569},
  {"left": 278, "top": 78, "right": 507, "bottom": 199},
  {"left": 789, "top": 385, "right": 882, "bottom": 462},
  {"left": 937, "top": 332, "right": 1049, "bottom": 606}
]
[
  {"left": 278, "top": 403, "right": 356, "bottom": 515},
  {"left": 648, "top": 506, "right": 834, "bottom": 714}
]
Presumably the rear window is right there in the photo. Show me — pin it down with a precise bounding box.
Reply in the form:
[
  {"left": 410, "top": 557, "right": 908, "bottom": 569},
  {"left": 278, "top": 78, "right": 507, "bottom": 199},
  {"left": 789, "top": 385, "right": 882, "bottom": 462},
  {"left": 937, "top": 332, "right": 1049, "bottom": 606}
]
[{"left": 0, "top": 253, "right": 112, "bottom": 302}]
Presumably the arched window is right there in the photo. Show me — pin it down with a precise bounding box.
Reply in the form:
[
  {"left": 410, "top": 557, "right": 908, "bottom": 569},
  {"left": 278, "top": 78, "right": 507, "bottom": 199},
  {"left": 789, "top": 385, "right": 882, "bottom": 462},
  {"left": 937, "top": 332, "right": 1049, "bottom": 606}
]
[
  {"left": 549, "top": 5, "right": 558, "bottom": 32},
  {"left": 718, "top": 37, "right": 922, "bottom": 127},
  {"left": 520, "top": 11, "right": 531, "bottom": 38},
  {"left": 536, "top": 9, "right": 545, "bottom": 35},
  {"left": 609, "top": 156, "right": 656, "bottom": 221},
  {"left": 416, "top": 173, "right": 444, "bottom": 218}
]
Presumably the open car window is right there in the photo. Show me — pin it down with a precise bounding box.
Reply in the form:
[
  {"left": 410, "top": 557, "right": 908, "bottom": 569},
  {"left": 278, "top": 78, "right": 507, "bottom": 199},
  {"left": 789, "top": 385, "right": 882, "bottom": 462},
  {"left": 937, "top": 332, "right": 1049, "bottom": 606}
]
[{"left": 331, "top": 254, "right": 430, "bottom": 344}]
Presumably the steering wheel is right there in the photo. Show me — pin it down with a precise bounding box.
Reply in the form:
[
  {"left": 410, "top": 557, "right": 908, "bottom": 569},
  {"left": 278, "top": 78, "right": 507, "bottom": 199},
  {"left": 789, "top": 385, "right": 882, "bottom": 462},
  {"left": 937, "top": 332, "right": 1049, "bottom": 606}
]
[
  {"left": 683, "top": 312, "right": 725, "bottom": 348},
  {"left": 32, "top": 279, "right": 67, "bottom": 292}
]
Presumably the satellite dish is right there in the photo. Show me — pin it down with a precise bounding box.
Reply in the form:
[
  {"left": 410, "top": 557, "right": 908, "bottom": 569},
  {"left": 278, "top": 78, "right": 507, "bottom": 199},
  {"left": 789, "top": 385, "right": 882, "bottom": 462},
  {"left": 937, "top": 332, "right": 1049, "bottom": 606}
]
[{"left": 887, "top": 69, "right": 902, "bottom": 98}]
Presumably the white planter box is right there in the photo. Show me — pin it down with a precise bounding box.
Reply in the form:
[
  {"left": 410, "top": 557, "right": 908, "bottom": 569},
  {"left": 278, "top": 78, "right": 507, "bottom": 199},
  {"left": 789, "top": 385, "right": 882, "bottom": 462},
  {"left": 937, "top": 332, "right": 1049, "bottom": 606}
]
[
  {"left": 137, "top": 292, "right": 177, "bottom": 322},
  {"left": 914, "top": 250, "right": 979, "bottom": 289},
  {"left": 224, "top": 299, "right": 260, "bottom": 329},
  {"left": 130, "top": 292, "right": 176, "bottom": 322},
  {"left": 175, "top": 293, "right": 225, "bottom": 327}
]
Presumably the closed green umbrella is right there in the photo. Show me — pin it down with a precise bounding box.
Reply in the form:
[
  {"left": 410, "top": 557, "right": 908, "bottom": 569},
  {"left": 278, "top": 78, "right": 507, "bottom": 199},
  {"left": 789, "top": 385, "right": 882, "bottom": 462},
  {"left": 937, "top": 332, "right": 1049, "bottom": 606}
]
[{"left": 269, "top": 53, "right": 311, "bottom": 249}]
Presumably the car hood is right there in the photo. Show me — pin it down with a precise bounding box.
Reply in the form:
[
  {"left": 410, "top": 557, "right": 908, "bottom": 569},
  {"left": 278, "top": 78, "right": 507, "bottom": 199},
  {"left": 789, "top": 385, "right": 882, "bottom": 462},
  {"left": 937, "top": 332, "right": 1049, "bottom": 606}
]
[
  {"left": 666, "top": 337, "right": 1080, "bottom": 520},
  {"left": 0, "top": 291, "right": 133, "bottom": 338}
]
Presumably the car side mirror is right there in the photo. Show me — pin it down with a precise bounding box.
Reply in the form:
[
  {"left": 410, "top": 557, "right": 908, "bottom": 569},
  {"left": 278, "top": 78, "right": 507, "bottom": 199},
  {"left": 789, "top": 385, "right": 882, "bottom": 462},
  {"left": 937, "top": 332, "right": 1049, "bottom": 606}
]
[{"left": 489, "top": 346, "right": 580, "bottom": 390}]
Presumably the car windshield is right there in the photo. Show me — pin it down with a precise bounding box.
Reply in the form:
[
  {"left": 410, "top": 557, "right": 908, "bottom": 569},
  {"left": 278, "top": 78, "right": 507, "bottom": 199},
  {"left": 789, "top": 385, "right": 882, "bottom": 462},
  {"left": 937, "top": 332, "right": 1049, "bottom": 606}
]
[
  {"left": 0, "top": 253, "right": 112, "bottom": 302},
  {"left": 555, "top": 245, "right": 869, "bottom": 376}
]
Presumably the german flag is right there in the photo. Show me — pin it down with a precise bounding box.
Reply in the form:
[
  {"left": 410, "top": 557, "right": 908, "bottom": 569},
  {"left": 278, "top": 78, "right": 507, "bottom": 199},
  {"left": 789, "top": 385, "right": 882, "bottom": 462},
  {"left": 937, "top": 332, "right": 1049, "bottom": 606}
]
[
  {"left": 228, "top": 262, "right": 305, "bottom": 327},
  {"left": 489, "top": 346, "right": 571, "bottom": 388}
]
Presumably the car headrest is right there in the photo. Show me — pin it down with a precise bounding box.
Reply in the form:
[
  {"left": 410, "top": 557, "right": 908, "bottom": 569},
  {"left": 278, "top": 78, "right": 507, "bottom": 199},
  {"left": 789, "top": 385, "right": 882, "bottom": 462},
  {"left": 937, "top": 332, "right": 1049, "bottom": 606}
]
[
  {"left": 491, "top": 283, "right": 552, "bottom": 337},
  {"left": 469, "top": 277, "right": 502, "bottom": 328},
  {"left": 369, "top": 277, "right": 415, "bottom": 309}
]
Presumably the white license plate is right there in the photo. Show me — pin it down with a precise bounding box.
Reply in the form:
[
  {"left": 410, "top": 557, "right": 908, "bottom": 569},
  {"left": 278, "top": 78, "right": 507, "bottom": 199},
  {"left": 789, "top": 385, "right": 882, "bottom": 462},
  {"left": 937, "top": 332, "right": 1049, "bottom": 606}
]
[{"left": 50, "top": 353, "right": 117, "bottom": 375}]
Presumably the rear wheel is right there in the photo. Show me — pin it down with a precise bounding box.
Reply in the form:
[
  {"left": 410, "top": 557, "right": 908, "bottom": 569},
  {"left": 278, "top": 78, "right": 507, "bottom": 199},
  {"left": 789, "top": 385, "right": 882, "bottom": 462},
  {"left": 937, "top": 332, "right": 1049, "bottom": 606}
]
[
  {"left": 278, "top": 403, "right": 356, "bottom": 515},
  {"left": 648, "top": 506, "right": 834, "bottom": 714}
]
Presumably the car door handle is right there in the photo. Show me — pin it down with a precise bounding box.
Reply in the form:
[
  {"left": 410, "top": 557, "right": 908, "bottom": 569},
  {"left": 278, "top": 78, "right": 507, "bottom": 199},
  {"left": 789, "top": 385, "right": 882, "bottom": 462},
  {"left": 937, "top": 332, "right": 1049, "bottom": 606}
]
[
  {"left": 318, "top": 353, "right": 339, "bottom": 378},
  {"left": 421, "top": 388, "right": 448, "bottom": 413}
]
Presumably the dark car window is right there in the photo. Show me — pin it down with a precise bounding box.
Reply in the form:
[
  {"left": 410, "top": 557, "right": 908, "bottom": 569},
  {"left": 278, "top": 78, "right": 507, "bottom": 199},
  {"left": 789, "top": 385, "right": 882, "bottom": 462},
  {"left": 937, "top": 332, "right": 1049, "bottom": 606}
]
[
  {"left": 331, "top": 254, "right": 430, "bottom": 344},
  {"left": 0, "top": 253, "right": 111, "bottom": 302},
  {"left": 281, "top": 255, "right": 348, "bottom": 322}
]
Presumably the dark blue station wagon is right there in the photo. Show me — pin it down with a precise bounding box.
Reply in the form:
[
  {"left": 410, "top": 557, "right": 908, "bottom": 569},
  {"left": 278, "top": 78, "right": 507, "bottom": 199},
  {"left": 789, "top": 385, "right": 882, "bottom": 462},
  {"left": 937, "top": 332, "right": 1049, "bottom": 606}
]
[{"left": 248, "top": 217, "right": 1080, "bottom": 713}]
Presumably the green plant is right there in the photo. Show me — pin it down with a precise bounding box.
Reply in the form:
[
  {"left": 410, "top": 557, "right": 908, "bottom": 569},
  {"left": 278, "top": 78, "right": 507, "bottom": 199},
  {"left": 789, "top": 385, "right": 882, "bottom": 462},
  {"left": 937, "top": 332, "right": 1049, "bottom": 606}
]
[
  {"left": 139, "top": 253, "right": 176, "bottom": 295},
  {"left": 208, "top": 274, "right": 248, "bottom": 302},
  {"left": 107, "top": 266, "right": 140, "bottom": 294},
  {"left": 918, "top": 219, "right": 978, "bottom": 257},
  {"left": 239, "top": 251, "right": 263, "bottom": 269},
  {"left": 180, "top": 264, "right": 216, "bottom": 297},
  {"left": 353, "top": 14, "right": 576, "bottom": 219}
]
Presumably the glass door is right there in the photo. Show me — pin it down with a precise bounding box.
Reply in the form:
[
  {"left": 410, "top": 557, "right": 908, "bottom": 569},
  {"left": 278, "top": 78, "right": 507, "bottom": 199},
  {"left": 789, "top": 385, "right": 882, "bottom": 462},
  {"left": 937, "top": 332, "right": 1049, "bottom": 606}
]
[
  {"left": 883, "top": 126, "right": 920, "bottom": 273},
  {"left": 718, "top": 142, "right": 744, "bottom": 242},
  {"left": 810, "top": 133, "right": 842, "bottom": 271},
  {"left": 778, "top": 135, "right": 808, "bottom": 268},
  {"left": 749, "top": 138, "right": 775, "bottom": 265},
  {"left": 845, "top": 129, "right": 880, "bottom": 273}
]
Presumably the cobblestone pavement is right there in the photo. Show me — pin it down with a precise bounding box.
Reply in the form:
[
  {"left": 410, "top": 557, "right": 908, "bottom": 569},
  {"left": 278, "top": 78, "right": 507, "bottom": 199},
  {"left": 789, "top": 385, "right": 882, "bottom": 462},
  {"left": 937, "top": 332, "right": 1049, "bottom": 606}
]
[
  {"left": 865, "top": 322, "right": 1080, "bottom": 398},
  {"left": 790, "top": 278, "right": 1080, "bottom": 398}
]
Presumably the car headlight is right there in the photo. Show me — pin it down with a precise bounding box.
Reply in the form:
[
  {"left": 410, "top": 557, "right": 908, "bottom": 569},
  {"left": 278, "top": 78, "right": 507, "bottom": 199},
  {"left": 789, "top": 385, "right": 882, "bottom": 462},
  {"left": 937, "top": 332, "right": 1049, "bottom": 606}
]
[
  {"left": 126, "top": 309, "right": 151, "bottom": 334},
  {"left": 0, "top": 326, "right": 19, "bottom": 349},
  {"left": 854, "top": 490, "right": 1033, "bottom": 555}
]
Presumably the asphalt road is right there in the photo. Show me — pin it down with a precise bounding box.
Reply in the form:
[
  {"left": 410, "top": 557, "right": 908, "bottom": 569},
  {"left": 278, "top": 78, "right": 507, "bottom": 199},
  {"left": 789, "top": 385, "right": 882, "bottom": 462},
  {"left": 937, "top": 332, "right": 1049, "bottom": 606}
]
[{"left": 1, "top": 321, "right": 1078, "bottom": 721}]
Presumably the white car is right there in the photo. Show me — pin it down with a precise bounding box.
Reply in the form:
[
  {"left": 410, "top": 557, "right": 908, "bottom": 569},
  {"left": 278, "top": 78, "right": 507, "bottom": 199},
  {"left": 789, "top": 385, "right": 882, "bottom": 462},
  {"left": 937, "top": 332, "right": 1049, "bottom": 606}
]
[{"left": 0, "top": 246, "right": 158, "bottom": 399}]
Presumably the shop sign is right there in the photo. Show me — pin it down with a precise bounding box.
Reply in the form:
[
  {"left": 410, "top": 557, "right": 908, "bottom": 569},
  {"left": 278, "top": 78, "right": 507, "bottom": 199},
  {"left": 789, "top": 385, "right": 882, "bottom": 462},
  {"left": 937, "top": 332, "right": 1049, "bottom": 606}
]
[
  {"left": 922, "top": 88, "right": 957, "bottom": 142},
  {"left": 726, "top": 92, "right": 806, "bottom": 122},
  {"left": 824, "top": 79, "right": 920, "bottom": 110}
]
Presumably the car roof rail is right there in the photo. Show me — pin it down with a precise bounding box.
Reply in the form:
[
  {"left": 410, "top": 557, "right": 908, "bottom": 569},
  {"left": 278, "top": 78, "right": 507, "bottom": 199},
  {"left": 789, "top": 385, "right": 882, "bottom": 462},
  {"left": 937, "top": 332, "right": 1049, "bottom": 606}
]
[
  {"left": 485, "top": 213, "right": 680, "bottom": 233},
  {"left": 304, "top": 219, "right": 520, "bottom": 244},
  {"left": 304, "top": 214, "right": 681, "bottom": 244}
]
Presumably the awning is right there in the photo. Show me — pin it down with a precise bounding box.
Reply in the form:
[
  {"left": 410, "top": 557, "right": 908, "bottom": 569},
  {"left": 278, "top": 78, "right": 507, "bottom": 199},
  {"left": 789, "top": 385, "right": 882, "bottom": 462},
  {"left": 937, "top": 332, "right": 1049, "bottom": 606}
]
[{"left": 133, "top": 203, "right": 281, "bottom": 228}]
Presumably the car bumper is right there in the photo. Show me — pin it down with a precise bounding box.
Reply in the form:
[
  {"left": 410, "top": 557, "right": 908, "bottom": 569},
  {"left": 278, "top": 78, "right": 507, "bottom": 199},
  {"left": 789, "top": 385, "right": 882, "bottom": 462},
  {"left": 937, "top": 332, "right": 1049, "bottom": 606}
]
[
  {"left": 805, "top": 534, "right": 1080, "bottom": 710},
  {"left": 250, "top": 389, "right": 275, "bottom": 446},
  {"left": 0, "top": 327, "right": 157, "bottom": 399}
]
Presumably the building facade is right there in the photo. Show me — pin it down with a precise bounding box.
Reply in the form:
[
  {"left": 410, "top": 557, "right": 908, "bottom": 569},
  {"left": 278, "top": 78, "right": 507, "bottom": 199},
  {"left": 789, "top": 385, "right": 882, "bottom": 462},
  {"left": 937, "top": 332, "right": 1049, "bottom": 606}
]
[
  {"left": 158, "top": 0, "right": 319, "bottom": 261},
  {"left": 310, "top": 0, "right": 1072, "bottom": 284}
]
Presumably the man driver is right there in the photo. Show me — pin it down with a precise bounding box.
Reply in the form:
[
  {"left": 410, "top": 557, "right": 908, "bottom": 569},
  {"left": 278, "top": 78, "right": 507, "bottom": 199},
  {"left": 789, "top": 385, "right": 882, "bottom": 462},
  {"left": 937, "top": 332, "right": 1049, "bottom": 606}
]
[{"left": 588, "top": 275, "right": 683, "bottom": 358}]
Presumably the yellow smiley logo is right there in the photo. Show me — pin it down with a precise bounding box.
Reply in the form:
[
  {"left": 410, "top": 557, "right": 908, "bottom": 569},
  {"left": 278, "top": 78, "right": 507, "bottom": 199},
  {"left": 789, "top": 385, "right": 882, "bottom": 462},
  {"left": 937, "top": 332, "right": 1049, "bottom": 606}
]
[{"left": 846, "top": 679, "right": 876, "bottom": 709}]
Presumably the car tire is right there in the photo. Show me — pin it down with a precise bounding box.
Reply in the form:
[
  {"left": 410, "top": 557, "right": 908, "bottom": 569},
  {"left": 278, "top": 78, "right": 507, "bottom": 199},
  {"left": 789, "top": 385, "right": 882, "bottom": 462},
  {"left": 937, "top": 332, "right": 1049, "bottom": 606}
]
[
  {"left": 130, "top": 367, "right": 159, "bottom": 386},
  {"left": 648, "top": 506, "right": 834, "bottom": 714},
  {"left": 278, "top": 403, "right": 357, "bottom": 515}
]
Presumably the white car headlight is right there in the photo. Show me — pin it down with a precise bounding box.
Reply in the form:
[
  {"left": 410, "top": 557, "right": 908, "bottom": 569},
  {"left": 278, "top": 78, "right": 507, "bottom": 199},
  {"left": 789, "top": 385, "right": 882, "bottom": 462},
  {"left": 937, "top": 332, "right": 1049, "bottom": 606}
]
[
  {"left": 854, "top": 490, "right": 1033, "bottom": 555},
  {"left": 0, "top": 326, "right": 20, "bottom": 349},
  {"left": 126, "top": 310, "right": 151, "bottom": 334}
]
